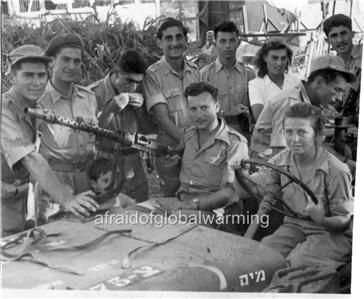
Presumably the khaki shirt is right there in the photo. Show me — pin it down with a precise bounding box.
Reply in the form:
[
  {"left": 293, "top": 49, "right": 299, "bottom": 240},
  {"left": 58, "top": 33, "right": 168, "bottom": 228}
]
[
  {"left": 178, "top": 119, "right": 249, "bottom": 205},
  {"left": 344, "top": 44, "right": 362, "bottom": 73},
  {"left": 342, "top": 44, "right": 362, "bottom": 119},
  {"left": 88, "top": 74, "right": 138, "bottom": 153},
  {"left": 253, "top": 147, "right": 353, "bottom": 219},
  {"left": 142, "top": 56, "right": 200, "bottom": 146},
  {"left": 1, "top": 87, "right": 38, "bottom": 183},
  {"left": 1, "top": 87, "right": 39, "bottom": 234},
  {"left": 251, "top": 81, "right": 311, "bottom": 153},
  {"left": 38, "top": 81, "right": 98, "bottom": 163},
  {"left": 200, "top": 59, "right": 255, "bottom": 134}
]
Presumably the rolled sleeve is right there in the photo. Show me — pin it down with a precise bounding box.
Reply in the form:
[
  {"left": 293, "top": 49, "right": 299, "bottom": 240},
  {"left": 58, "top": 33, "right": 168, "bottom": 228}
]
[
  {"left": 222, "top": 138, "right": 249, "bottom": 187},
  {"left": 1, "top": 115, "right": 36, "bottom": 170},
  {"left": 142, "top": 72, "right": 167, "bottom": 112},
  {"left": 255, "top": 100, "right": 273, "bottom": 133},
  {"left": 327, "top": 166, "right": 354, "bottom": 217},
  {"left": 251, "top": 101, "right": 273, "bottom": 151},
  {"left": 249, "top": 78, "right": 265, "bottom": 106}
]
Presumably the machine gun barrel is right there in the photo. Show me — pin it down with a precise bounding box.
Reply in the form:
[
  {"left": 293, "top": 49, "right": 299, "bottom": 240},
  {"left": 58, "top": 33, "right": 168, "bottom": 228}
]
[{"left": 24, "top": 107, "right": 176, "bottom": 156}]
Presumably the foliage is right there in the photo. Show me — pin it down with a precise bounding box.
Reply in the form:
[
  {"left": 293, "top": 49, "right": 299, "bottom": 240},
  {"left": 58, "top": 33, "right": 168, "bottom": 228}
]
[{"left": 1, "top": 11, "right": 165, "bottom": 90}]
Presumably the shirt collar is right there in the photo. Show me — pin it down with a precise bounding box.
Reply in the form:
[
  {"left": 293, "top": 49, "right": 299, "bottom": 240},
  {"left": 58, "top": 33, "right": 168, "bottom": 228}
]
[
  {"left": 351, "top": 44, "right": 362, "bottom": 60},
  {"left": 161, "top": 56, "right": 192, "bottom": 76},
  {"left": 189, "top": 118, "right": 231, "bottom": 146},
  {"left": 263, "top": 74, "right": 275, "bottom": 86},
  {"left": 6, "top": 87, "right": 28, "bottom": 119},
  {"left": 103, "top": 73, "right": 117, "bottom": 103},
  {"left": 263, "top": 73, "right": 290, "bottom": 86},
  {"left": 215, "top": 58, "right": 244, "bottom": 74},
  {"left": 46, "top": 81, "right": 86, "bottom": 104},
  {"left": 214, "top": 118, "right": 232, "bottom": 145},
  {"left": 278, "top": 147, "right": 330, "bottom": 175}
]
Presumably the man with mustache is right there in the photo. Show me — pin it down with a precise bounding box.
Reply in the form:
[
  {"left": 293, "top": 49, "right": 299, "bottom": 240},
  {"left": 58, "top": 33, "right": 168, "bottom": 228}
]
[
  {"left": 201, "top": 21, "right": 256, "bottom": 140},
  {"left": 36, "top": 33, "right": 100, "bottom": 221},
  {"left": 142, "top": 18, "right": 200, "bottom": 196},
  {"left": 1, "top": 45, "right": 98, "bottom": 236}
]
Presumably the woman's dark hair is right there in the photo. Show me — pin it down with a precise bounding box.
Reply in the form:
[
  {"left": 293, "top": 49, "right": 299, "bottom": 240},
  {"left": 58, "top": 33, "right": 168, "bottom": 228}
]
[
  {"left": 253, "top": 39, "right": 293, "bottom": 78},
  {"left": 184, "top": 81, "right": 218, "bottom": 102},
  {"left": 87, "top": 157, "right": 113, "bottom": 181},
  {"left": 283, "top": 102, "right": 324, "bottom": 137}
]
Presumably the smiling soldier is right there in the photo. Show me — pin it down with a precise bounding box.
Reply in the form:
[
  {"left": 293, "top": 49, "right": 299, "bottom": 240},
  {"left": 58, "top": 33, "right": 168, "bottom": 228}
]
[
  {"left": 142, "top": 18, "right": 200, "bottom": 196},
  {"left": 36, "top": 33, "right": 100, "bottom": 221}
]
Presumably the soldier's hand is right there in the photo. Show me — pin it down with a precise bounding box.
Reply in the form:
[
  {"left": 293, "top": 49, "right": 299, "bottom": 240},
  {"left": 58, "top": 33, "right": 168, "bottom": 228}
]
[
  {"left": 304, "top": 195, "right": 325, "bottom": 225},
  {"left": 111, "top": 93, "right": 130, "bottom": 113},
  {"left": 258, "top": 194, "right": 276, "bottom": 214},
  {"left": 128, "top": 93, "right": 144, "bottom": 108},
  {"left": 155, "top": 197, "right": 183, "bottom": 214},
  {"left": 64, "top": 191, "right": 99, "bottom": 217},
  {"left": 258, "top": 200, "right": 272, "bottom": 214}
]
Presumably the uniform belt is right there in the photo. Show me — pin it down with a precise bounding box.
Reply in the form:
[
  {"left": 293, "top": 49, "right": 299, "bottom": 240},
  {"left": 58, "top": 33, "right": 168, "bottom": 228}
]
[{"left": 48, "top": 158, "right": 89, "bottom": 172}]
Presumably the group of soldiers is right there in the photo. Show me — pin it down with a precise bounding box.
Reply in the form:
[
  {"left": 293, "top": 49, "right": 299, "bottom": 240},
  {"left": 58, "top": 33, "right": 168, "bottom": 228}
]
[{"left": 0, "top": 13, "right": 361, "bottom": 273}]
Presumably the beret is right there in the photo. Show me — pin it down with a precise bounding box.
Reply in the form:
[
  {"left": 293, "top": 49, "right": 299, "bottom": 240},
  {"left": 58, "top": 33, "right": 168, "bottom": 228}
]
[{"left": 45, "top": 33, "right": 84, "bottom": 56}]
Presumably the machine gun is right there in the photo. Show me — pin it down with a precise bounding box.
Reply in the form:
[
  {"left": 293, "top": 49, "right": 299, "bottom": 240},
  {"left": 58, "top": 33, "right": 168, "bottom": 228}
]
[{"left": 24, "top": 107, "right": 178, "bottom": 157}]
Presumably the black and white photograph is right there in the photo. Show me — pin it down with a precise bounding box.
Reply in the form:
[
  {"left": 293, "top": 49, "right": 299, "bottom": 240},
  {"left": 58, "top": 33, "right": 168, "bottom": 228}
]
[{"left": 1, "top": 0, "right": 363, "bottom": 297}]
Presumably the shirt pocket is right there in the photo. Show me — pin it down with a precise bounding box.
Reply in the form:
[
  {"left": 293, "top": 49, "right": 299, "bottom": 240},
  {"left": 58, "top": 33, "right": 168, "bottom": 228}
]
[
  {"left": 164, "top": 88, "right": 189, "bottom": 126},
  {"left": 47, "top": 124, "right": 74, "bottom": 150},
  {"left": 232, "top": 82, "right": 248, "bottom": 106},
  {"left": 203, "top": 147, "right": 226, "bottom": 168},
  {"left": 201, "top": 147, "right": 226, "bottom": 187}
]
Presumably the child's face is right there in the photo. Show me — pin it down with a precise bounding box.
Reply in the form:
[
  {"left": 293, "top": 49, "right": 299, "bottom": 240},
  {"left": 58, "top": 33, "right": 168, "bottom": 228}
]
[{"left": 91, "top": 170, "right": 113, "bottom": 195}]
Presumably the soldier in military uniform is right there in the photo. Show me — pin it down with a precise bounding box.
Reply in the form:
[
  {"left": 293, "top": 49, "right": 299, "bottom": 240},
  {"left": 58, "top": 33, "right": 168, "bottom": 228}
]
[
  {"left": 201, "top": 21, "right": 256, "bottom": 141},
  {"left": 323, "top": 14, "right": 362, "bottom": 122},
  {"left": 142, "top": 18, "right": 200, "bottom": 196},
  {"left": 323, "top": 14, "right": 362, "bottom": 171},
  {"left": 1, "top": 45, "right": 98, "bottom": 236},
  {"left": 88, "top": 50, "right": 149, "bottom": 202},
  {"left": 36, "top": 33, "right": 100, "bottom": 220},
  {"left": 155, "top": 82, "right": 248, "bottom": 223}
]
